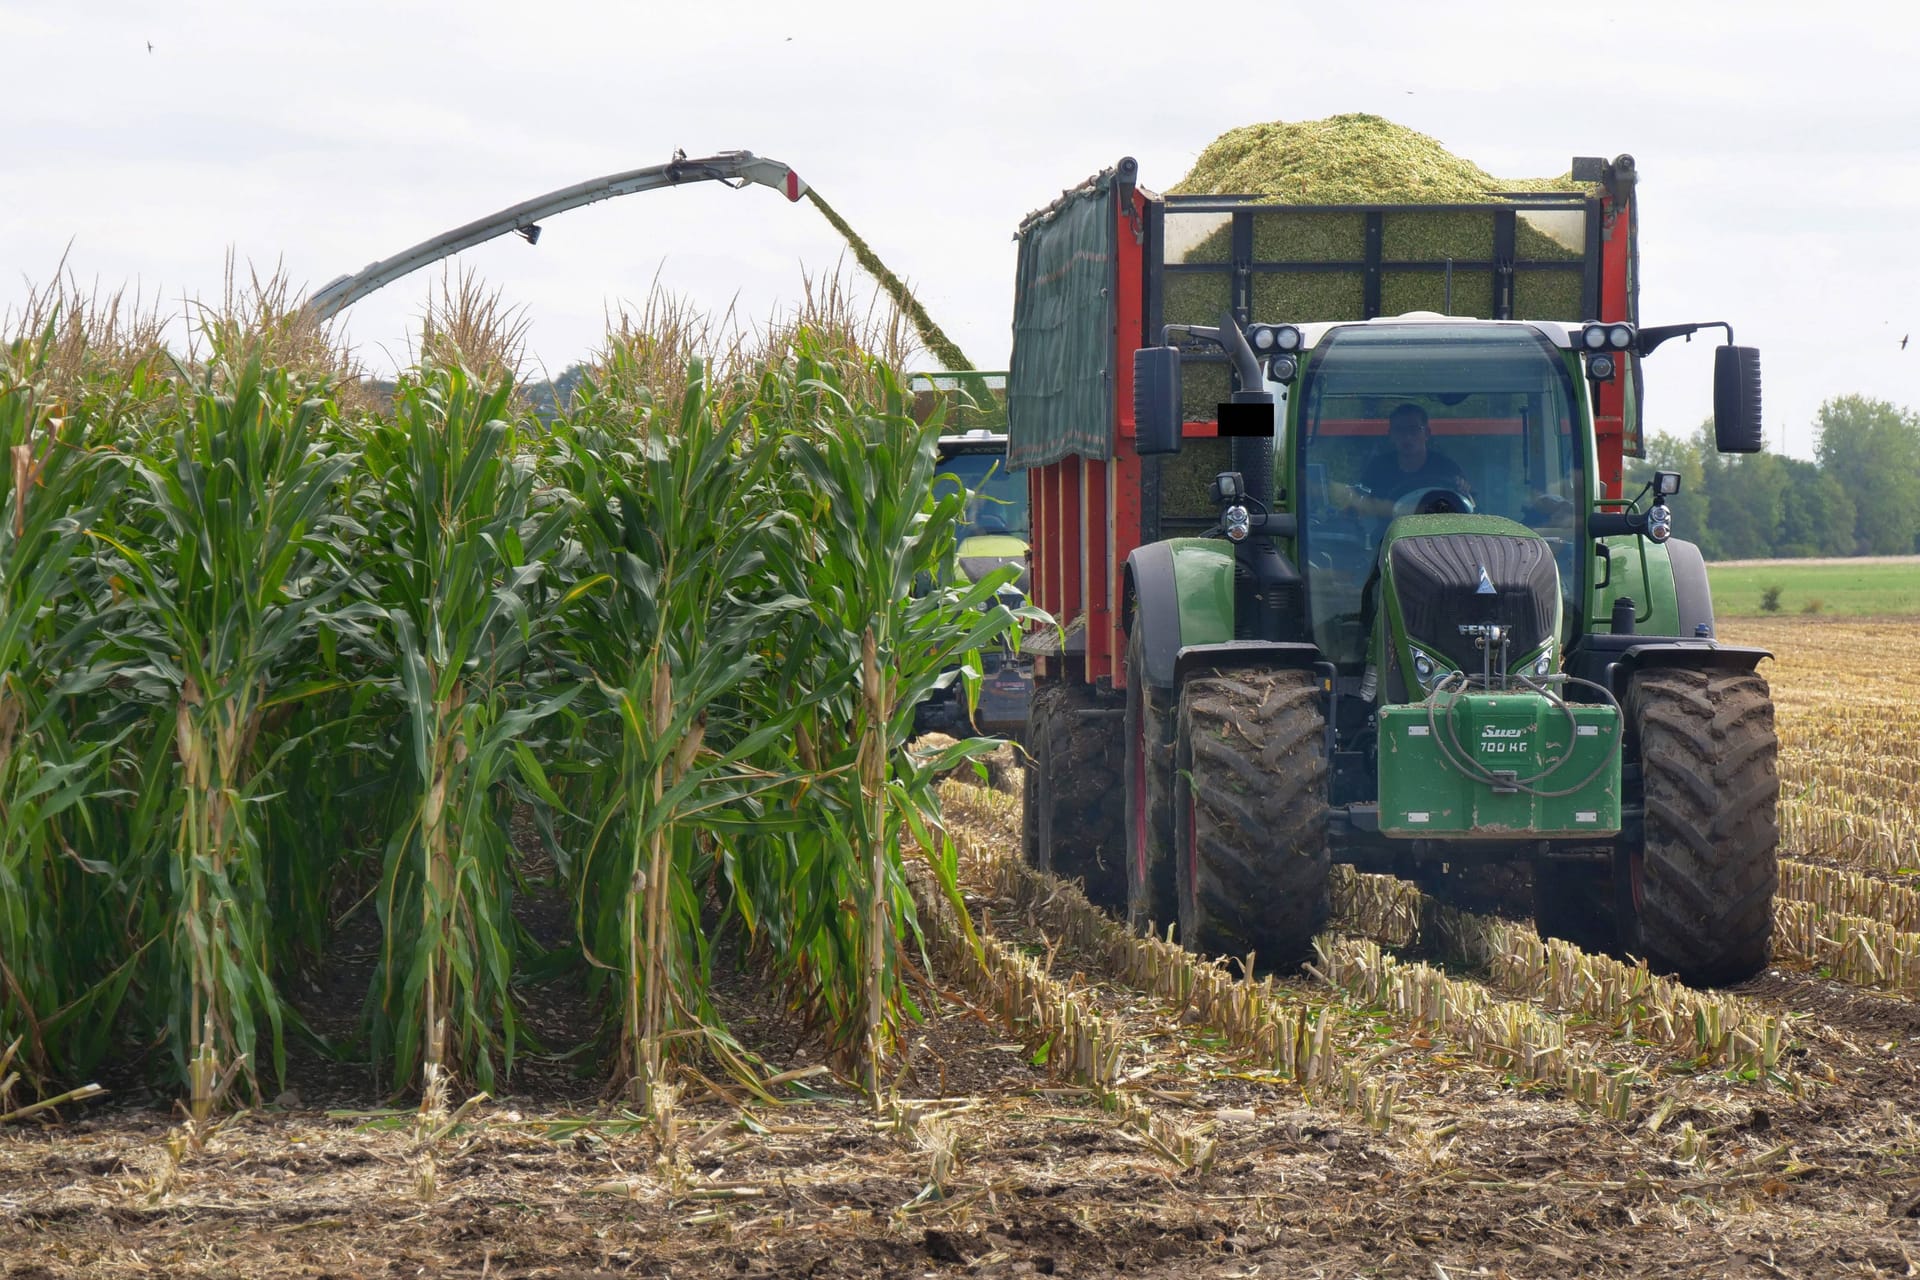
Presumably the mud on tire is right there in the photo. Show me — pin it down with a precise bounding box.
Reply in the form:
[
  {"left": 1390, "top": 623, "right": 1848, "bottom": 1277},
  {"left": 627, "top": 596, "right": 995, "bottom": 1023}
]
[
  {"left": 1623, "top": 667, "right": 1779, "bottom": 986},
  {"left": 1174, "top": 668, "right": 1330, "bottom": 967},
  {"left": 1025, "top": 681, "right": 1126, "bottom": 910}
]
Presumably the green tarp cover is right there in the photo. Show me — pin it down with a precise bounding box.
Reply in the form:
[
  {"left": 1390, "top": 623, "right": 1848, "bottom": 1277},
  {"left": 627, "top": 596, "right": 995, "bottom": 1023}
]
[{"left": 1008, "top": 173, "right": 1116, "bottom": 470}]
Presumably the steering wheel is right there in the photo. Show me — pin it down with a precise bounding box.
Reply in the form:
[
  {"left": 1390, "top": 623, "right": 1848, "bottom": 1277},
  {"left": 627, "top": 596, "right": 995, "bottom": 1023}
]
[{"left": 1394, "top": 486, "right": 1476, "bottom": 517}]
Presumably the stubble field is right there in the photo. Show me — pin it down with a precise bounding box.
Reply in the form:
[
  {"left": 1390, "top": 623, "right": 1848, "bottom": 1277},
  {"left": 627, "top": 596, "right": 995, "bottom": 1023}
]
[{"left": 2, "top": 615, "right": 1917, "bottom": 1279}]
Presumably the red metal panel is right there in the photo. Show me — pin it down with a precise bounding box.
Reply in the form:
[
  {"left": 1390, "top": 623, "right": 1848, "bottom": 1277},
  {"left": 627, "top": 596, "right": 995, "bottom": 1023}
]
[
  {"left": 1027, "top": 460, "right": 1049, "bottom": 680},
  {"left": 1048, "top": 462, "right": 1066, "bottom": 622},
  {"left": 1084, "top": 455, "right": 1112, "bottom": 685},
  {"left": 1592, "top": 192, "right": 1634, "bottom": 500},
  {"left": 1106, "top": 187, "right": 1148, "bottom": 689},
  {"left": 1060, "top": 460, "right": 1084, "bottom": 657}
]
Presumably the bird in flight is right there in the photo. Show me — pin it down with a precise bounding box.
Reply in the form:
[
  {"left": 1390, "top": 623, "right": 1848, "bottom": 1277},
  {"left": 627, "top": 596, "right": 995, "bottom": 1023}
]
[
  {"left": 1903, "top": 334, "right": 1910, "bottom": 350},
  {"left": 146, "top": 40, "right": 153, "bottom": 52}
]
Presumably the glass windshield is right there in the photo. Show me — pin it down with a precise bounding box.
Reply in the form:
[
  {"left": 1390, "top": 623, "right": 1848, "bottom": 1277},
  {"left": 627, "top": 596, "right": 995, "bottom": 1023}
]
[
  {"left": 1296, "top": 323, "right": 1584, "bottom": 667},
  {"left": 934, "top": 449, "right": 1028, "bottom": 539}
]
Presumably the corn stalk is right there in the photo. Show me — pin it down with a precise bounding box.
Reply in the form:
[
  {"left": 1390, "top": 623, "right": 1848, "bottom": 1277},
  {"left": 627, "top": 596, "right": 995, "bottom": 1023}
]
[
  {"left": 360, "top": 364, "right": 577, "bottom": 1093},
  {"left": 771, "top": 348, "right": 1030, "bottom": 1101},
  {"left": 0, "top": 327, "right": 127, "bottom": 1078},
  {"left": 556, "top": 354, "right": 806, "bottom": 1113},
  {"left": 102, "top": 356, "right": 352, "bottom": 1099}
]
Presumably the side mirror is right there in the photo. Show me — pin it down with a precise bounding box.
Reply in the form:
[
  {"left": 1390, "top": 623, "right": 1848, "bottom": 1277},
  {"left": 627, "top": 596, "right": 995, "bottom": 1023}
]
[
  {"left": 1713, "top": 346, "right": 1763, "bottom": 453},
  {"left": 1133, "top": 346, "right": 1184, "bottom": 456}
]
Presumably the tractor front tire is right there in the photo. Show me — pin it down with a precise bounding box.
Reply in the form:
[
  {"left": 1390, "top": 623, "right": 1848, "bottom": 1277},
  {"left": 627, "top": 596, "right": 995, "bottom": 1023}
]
[
  {"left": 1123, "top": 623, "right": 1177, "bottom": 936},
  {"left": 1621, "top": 667, "right": 1779, "bottom": 986},
  {"left": 1025, "top": 681, "right": 1126, "bottom": 910},
  {"left": 1174, "top": 668, "right": 1330, "bottom": 967}
]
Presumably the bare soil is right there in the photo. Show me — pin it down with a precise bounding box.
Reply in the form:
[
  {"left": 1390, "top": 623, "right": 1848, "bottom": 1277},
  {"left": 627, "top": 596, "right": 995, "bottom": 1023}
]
[{"left": 6, "top": 853, "right": 1919, "bottom": 1280}]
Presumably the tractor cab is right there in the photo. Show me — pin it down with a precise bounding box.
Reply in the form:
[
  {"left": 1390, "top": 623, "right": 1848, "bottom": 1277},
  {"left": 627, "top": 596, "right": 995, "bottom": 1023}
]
[{"left": 1292, "top": 319, "right": 1587, "bottom": 682}]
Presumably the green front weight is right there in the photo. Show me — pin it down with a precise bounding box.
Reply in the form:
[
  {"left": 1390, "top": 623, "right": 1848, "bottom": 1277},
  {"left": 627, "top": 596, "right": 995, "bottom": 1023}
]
[{"left": 1377, "top": 693, "right": 1621, "bottom": 838}]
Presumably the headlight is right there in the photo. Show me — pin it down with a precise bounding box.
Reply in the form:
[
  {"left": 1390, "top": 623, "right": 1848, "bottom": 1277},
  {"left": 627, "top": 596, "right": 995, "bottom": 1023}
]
[
  {"left": 1648, "top": 502, "right": 1672, "bottom": 543},
  {"left": 1411, "top": 650, "right": 1454, "bottom": 691}
]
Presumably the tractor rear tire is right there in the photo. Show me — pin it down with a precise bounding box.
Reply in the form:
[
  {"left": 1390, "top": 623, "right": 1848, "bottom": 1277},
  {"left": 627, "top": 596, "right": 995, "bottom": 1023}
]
[
  {"left": 1621, "top": 668, "right": 1779, "bottom": 986},
  {"left": 1174, "top": 668, "right": 1330, "bottom": 967},
  {"left": 1025, "top": 681, "right": 1126, "bottom": 910},
  {"left": 1531, "top": 860, "right": 1616, "bottom": 956},
  {"left": 1123, "top": 622, "right": 1177, "bottom": 936}
]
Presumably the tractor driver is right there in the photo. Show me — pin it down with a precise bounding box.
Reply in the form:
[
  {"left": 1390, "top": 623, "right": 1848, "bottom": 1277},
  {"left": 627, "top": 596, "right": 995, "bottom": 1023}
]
[{"left": 1332, "top": 403, "right": 1473, "bottom": 519}]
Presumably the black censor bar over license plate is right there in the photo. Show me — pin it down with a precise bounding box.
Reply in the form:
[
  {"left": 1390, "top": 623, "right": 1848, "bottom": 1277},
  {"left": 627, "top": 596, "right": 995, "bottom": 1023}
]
[{"left": 1217, "top": 403, "right": 1275, "bottom": 438}]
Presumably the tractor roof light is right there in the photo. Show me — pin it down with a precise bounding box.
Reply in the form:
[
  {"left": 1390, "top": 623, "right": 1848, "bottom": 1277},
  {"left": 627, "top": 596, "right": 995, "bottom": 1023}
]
[
  {"left": 1580, "top": 322, "right": 1636, "bottom": 352},
  {"left": 1587, "top": 353, "right": 1616, "bottom": 380},
  {"left": 1267, "top": 353, "right": 1298, "bottom": 381},
  {"left": 1653, "top": 470, "right": 1682, "bottom": 497},
  {"left": 1247, "top": 324, "right": 1303, "bottom": 354}
]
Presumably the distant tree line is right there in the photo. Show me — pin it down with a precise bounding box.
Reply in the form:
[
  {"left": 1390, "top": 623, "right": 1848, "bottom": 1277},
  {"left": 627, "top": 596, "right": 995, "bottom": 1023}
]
[
  {"left": 522, "top": 363, "right": 591, "bottom": 421},
  {"left": 1624, "top": 395, "right": 1920, "bottom": 561}
]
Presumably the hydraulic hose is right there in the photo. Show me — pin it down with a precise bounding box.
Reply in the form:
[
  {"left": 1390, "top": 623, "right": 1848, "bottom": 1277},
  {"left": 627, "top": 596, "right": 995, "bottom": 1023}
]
[{"left": 1421, "top": 671, "right": 1625, "bottom": 800}]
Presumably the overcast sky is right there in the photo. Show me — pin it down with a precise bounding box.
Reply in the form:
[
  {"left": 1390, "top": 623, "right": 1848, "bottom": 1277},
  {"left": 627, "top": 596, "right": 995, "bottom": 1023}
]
[{"left": 4, "top": 1, "right": 1916, "bottom": 459}]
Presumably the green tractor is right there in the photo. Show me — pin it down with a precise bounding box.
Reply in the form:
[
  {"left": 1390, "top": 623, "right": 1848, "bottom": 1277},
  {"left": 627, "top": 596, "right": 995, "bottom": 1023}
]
[
  {"left": 1125, "top": 314, "right": 1777, "bottom": 984},
  {"left": 911, "top": 376, "right": 1033, "bottom": 740},
  {"left": 1008, "top": 154, "right": 1777, "bottom": 986}
]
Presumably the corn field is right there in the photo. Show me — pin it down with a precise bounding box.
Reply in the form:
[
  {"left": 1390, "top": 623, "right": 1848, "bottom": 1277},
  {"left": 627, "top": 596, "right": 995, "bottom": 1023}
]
[
  {"left": 6, "top": 280, "right": 1920, "bottom": 1274},
  {"left": 0, "top": 277, "right": 1029, "bottom": 1110}
]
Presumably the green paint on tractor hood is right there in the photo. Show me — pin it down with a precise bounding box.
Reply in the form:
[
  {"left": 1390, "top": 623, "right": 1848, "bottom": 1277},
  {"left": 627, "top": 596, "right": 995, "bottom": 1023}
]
[
  {"left": 1592, "top": 536, "right": 1680, "bottom": 636},
  {"left": 957, "top": 533, "right": 1028, "bottom": 560},
  {"left": 1375, "top": 513, "right": 1560, "bottom": 690},
  {"left": 1380, "top": 512, "right": 1538, "bottom": 543},
  {"left": 1167, "top": 538, "right": 1238, "bottom": 649},
  {"left": 956, "top": 533, "right": 1029, "bottom": 586}
]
